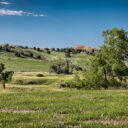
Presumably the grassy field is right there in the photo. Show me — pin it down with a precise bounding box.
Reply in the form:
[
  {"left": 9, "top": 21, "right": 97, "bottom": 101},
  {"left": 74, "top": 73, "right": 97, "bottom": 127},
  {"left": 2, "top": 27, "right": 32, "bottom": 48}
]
[
  {"left": 0, "top": 72, "right": 128, "bottom": 128},
  {"left": 0, "top": 48, "right": 128, "bottom": 128},
  {"left": 0, "top": 51, "right": 91, "bottom": 72}
]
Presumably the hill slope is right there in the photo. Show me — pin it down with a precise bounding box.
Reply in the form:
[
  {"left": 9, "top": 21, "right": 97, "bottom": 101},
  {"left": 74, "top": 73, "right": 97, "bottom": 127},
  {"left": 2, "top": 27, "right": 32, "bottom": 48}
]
[{"left": 0, "top": 45, "right": 92, "bottom": 72}]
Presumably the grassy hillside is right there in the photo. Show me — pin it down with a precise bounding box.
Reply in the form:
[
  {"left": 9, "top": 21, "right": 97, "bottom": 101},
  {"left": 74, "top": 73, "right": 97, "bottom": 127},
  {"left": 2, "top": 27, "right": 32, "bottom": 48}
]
[{"left": 0, "top": 45, "right": 92, "bottom": 72}]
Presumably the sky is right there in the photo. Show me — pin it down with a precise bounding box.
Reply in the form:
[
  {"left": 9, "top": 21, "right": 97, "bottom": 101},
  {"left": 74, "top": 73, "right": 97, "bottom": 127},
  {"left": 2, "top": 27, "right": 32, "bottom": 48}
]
[{"left": 0, "top": 0, "right": 128, "bottom": 48}]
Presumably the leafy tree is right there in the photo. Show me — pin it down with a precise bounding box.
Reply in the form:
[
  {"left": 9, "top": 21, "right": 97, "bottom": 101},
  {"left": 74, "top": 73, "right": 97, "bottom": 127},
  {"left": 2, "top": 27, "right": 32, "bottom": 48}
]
[
  {"left": 50, "top": 59, "right": 80, "bottom": 74},
  {"left": 66, "top": 28, "right": 128, "bottom": 89},
  {"left": 29, "top": 52, "right": 33, "bottom": 57},
  {"left": 14, "top": 52, "right": 21, "bottom": 57},
  {"left": 25, "top": 46, "right": 28, "bottom": 49},
  {"left": 44, "top": 48, "right": 49, "bottom": 51},
  {"left": 0, "top": 63, "right": 14, "bottom": 89},
  {"left": 33, "top": 47, "right": 36, "bottom": 50},
  {"left": 51, "top": 48, "right": 55, "bottom": 51},
  {"left": 65, "top": 49, "right": 71, "bottom": 57},
  {"left": 37, "top": 48, "right": 41, "bottom": 52},
  {"left": 84, "top": 28, "right": 128, "bottom": 88},
  {"left": 47, "top": 50, "right": 51, "bottom": 54},
  {"left": 36, "top": 55, "right": 41, "bottom": 59},
  {"left": 0, "top": 46, "right": 2, "bottom": 51},
  {"left": 56, "top": 48, "right": 60, "bottom": 52},
  {"left": 20, "top": 51, "right": 25, "bottom": 56}
]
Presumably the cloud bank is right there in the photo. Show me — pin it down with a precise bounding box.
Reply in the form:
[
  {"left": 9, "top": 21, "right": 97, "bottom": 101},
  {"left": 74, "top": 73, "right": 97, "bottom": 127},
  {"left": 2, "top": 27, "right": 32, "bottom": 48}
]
[
  {"left": 0, "top": 1, "right": 10, "bottom": 5},
  {"left": 0, "top": 9, "right": 45, "bottom": 17}
]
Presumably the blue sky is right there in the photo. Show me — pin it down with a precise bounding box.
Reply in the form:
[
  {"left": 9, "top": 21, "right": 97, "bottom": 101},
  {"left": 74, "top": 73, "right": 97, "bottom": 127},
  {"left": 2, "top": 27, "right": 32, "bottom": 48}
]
[{"left": 0, "top": 0, "right": 128, "bottom": 48}]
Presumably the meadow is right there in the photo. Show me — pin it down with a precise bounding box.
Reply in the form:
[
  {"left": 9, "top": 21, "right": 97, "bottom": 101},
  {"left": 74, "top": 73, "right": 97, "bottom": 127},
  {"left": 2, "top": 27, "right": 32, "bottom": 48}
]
[
  {"left": 0, "top": 50, "right": 90, "bottom": 72},
  {"left": 0, "top": 72, "right": 128, "bottom": 128},
  {"left": 0, "top": 48, "right": 128, "bottom": 128}
]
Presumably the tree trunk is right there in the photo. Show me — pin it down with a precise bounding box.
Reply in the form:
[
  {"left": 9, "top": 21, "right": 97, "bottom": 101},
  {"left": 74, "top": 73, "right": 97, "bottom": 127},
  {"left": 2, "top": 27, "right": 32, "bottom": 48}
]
[
  {"left": 103, "top": 68, "right": 109, "bottom": 87},
  {"left": 3, "top": 80, "right": 5, "bottom": 89}
]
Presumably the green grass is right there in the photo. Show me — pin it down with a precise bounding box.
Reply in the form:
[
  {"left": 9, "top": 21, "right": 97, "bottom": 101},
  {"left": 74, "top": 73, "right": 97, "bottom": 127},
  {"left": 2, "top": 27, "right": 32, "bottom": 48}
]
[
  {"left": 0, "top": 50, "right": 92, "bottom": 72},
  {"left": 0, "top": 48, "right": 127, "bottom": 127},
  {"left": 0, "top": 72, "right": 127, "bottom": 128},
  {"left": 0, "top": 87, "right": 128, "bottom": 128},
  {"left": 1, "top": 56, "right": 50, "bottom": 72}
]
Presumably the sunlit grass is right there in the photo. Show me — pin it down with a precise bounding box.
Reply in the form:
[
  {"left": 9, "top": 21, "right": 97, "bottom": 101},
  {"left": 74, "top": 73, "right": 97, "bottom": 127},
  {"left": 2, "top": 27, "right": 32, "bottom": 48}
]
[{"left": 0, "top": 72, "right": 128, "bottom": 128}]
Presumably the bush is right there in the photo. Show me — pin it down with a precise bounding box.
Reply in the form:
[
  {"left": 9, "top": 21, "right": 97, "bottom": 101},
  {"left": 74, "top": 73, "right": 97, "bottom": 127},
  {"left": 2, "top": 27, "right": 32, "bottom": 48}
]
[
  {"left": 36, "top": 55, "right": 41, "bottom": 59},
  {"left": 47, "top": 50, "right": 51, "bottom": 54},
  {"left": 14, "top": 79, "right": 26, "bottom": 85},
  {"left": 50, "top": 59, "right": 75, "bottom": 74},
  {"left": 65, "top": 75, "right": 84, "bottom": 89},
  {"left": 13, "top": 79, "right": 57, "bottom": 85},
  {"left": 66, "top": 67, "right": 111, "bottom": 89},
  {"left": 36, "top": 74, "right": 44, "bottom": 77}
]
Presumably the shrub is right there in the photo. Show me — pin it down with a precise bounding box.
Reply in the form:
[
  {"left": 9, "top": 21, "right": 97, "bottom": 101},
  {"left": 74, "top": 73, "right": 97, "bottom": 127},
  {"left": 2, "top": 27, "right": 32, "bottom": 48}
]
[
  {"left": 14, "top": 79, "right": 26, "bottom": 85},
  {"left": 65, "top": 75, "right": 84, "bottom": 89},
  {"left": 47, "top": 50, "right": 51, "bottom": 54},
  {"left": 13, "top": 79, "right": 58, "bottom": 85},
  {"left": 65, "top": 49, "right": 71, "bottom": 57},
  {"left": 36, "top": 74, "right": 44, "bottom": 77},
  {"left": 50, "top": 59, "right": 75, "bottom": 74},
  {"left": 50, "top": 59, "right": 82, "bottom": 74},
  {"left": 36, "top": 55, "right": 41, "bottom": 59}
]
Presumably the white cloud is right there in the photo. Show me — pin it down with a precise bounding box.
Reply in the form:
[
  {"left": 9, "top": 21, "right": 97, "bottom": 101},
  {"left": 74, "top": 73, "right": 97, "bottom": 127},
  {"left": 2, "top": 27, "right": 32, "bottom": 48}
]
[
  {"left": 0, "top": 9, "right": 45, "bottom": 17},
  {"left": 0, "top": 1, "right": 10, "bottom": 5},
  {"left": 40, "top": 14, "right": 45, "bottom": 17}
]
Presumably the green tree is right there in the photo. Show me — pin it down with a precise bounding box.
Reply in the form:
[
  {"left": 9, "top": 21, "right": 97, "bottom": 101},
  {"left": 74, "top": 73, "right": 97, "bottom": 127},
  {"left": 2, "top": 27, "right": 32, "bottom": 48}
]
[
  {"left": 84, "top": 28, "right": 128, "bottom": 88},
  {"left": 50, "top": 59, "right": 80, "bottom": 74},
  {"left": 65, "top": 49, "right": 71, "bottom": 58},
  {"left": 67, "top": 28, "right": 128, "bottom": 89},
  {"left": 0, "top": 63, "right": 14, "bottom": 89}
]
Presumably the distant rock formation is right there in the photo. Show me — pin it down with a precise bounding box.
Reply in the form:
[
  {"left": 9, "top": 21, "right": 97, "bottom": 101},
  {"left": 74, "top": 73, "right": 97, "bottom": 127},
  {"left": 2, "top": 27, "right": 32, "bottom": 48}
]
[
  {"left": 74, "top": 45, "right": 96, "bottom": 50},
  {"left": 74, "top": 45, "right": 85, "bottom": 49}
]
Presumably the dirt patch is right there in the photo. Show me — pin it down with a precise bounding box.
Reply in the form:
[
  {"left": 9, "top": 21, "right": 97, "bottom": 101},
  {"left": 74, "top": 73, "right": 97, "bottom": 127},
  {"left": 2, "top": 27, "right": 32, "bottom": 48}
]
[
  {"left": 0, "top": 109, "right": 42, "bottom": 113},
  {"left": 99, "top": 98, "right": 105, "bottom": 101},
  {"left": 51, "top": 88, "right": 66, "bottom": 92}
]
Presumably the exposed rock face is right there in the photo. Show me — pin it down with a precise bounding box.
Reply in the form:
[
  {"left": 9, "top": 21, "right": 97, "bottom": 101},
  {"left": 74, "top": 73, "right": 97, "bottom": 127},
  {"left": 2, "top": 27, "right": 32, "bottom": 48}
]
[
  {"left": 74, "top": 45, "right": 85, "bottom": 49},
  {"left": 74, "top": 45, "right": 96, "bottom": 50}
]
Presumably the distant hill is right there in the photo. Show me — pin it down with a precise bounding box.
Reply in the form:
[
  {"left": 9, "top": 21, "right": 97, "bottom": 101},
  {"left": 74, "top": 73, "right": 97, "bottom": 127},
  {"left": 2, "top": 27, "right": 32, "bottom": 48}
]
[{"left": 0, "top": 44, "right": 92, "bottom": 72}]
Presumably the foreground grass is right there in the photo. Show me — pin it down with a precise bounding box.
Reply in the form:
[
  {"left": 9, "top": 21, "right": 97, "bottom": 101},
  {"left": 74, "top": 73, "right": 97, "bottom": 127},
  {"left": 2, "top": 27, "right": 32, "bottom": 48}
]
[
  {"left": 0, "top": 72, "right": 127, "bottom": 128},
  {"left": 0, "top": 87, "right": 128, "bottom": 127}
]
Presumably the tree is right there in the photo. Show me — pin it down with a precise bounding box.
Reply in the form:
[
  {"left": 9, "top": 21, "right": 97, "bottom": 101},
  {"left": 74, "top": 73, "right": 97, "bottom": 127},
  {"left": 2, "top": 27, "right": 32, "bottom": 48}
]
[
  {"left": 0, "top": 63, "right": 14, "bottom": 89},
  {"left": 33, "top": 47, "right": 36, "bottom": 50},
  {"left": 50, "top": 59, "right": 80, "bottom": 74},
  {"left": 37, "top": 48, "right": 40, "bottom": 52},
  {"left": 65, "top": 49, "right": 71, "bottom": 57},
  {"left": 66, "top": 28, "right": 128, "bottom": 89},
  {"left": 56, "top": 48, "right": 60, "bottom": 52},
  {"left": 25, "top": 46, "right": 28, "bottom": 49},
  {"left": 84, "top": 28, "right": 128, "bottom": 88},
  {"left": 51, "top": 48, "right": 55, "bottom": 51},
  {"left": 47, "top": 50, "right": 51, "bottom": 54},
  {"left": 14, "top": 52, "right": 21, "bottom": 57},
  {"left": 36, "top": 55, "right": 41, "bottom": 59}
]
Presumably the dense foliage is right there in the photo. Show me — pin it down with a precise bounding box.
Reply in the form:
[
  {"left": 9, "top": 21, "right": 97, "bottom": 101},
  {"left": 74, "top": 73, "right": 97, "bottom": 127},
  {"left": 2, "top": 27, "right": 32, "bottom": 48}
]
[
  {"left": 50, "top": 59, "right": 82, "bottom": 74},
  {"left": 66, "top": 28, "right": 128, "bottom": 89}
]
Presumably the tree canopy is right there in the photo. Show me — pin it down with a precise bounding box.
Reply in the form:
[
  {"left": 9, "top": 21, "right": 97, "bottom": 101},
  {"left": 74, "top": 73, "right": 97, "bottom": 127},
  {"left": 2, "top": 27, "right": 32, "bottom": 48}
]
[{"left": 66, "top": 28, "right": 128, "bottom": 89}]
